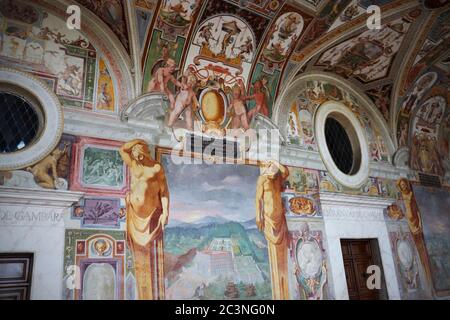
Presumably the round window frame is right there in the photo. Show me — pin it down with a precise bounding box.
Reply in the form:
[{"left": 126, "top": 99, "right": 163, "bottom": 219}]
[
  {"left": 315, "top": 101, "right": 369, "bottom": 188},
  {"left": 0, "top": 68, "right": 64, "bottom": 171}
]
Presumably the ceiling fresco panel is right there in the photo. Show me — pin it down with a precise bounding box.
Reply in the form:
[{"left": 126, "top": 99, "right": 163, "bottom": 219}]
[
  {"left": 75, "top": 0, "right": 130, "bottom": 52},
  {"left": 315, "top": 13, "right": 419, "bottom": 83}
]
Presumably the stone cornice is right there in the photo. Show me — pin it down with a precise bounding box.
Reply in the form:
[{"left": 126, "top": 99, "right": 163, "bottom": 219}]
[
  {"left": 319, "top": 192, "right": 395, "bottom": 209},
  {"left": 0, "top": 187, "right": 84, "bottom": 208}
]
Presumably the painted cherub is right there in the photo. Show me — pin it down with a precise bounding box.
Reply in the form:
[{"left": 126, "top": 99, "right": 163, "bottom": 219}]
[
  {"left": 167, "top": 74, "right": 198, "bottom": 131},
  {"left": 147, "top": 58, "right": 182, "bottom": 110},
  {"left": 228, "top": 79, "right": 249, "bottom": 130},
  {"left": 246, "top": 80, "right": 269, "bottom": 122}
]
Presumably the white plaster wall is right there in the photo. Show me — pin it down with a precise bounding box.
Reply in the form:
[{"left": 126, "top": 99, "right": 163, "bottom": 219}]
[
  {"left": 320, "top": 194, "right": 401, "bottom": 300},
  {"left": 0, "top": 188, "right": 83, "bottom": 300},
  {"left": 0, "top": 225, "right": 65, "bottom": 299},
  {"left": 0, "top": 207, "right": 66, "bottom": 299}
]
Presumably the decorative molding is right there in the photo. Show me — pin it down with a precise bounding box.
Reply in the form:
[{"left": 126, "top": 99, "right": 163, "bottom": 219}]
[
  {"left": 120, "top": 93, "right": 169, "bottom": 130},
  {"left": 393, "top": 147, "right": 410, "bottom": 170},
  {"left": 369, "top": 160, "right": 405, "bottom": 180},
  {"left": 320, "top": 191, "right": 395, "bottom": 218},
  {"left": 321, "top": 206, "right": 386, "bottom": 221},
  {"left": 63, "top": 107, "right": 160, "bottom": 143},
  {"left": 0, "top": 68, "right": 64, "bottom": 170},
  {"left": 0, "top": 186, "right": 84, "bottom": 208},
  {"left": 320, "top": 191, "right": 395, "bottom": 207},
  {"left": 123, "top": 0, "right": 142, "bottom": 97}
]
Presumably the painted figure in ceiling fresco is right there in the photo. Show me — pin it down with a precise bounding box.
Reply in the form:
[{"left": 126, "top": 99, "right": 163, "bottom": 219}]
[
  {"left": 246, "top": 80, "right": 270, "bottom": 121},
  {"left": 400, "top": 72, "right": 437, "bottom": 115},
  {"left": 409, "top": 95, "right": 447, "bottom": 176},
  {"left": 160, "top": 0, "right": 200, "bottom": 27},
  {"left": 263, "top": 12, "right": 304, "bottom": 63},
  {"left": 287, "top": 109, "right": 300, "bottom": 140},
  {"left": 120, "top": 140, "right": 170, "bottom": 300},
  {"left": 97, "top": 59, "right": 115, "bottom": 111},
  {"left": 318, "top": 17, "right": 411, "bottom": 82},
  {"left": 366, "top": 85, "right": 392, "bottom": 121},
  {"left": 75, "top": 0, "right": 129, "bottom": 49},
  {"left": 147, "top": 58, "right": 182, "bottom": 110},
  {"left": 396, "top": 178, "right": 433, "bottom": 290},
  {"left": 256, "top": 161, "right": 290, "bottom": 300},
  {"left": 193, "top": 16, "right": 255, "bottom": 64},
  {"left": 57, "top": 58, "right": 83, "bottom": 97},
  {"left": 325, "top": 37, "right": 392, "bottom": 78},
  {"left": 167, "top": 74, "right": 199, "bottom": 131},
  {"left": 410, "top": 133, "right": 444, "bottom": 176},
  {"left": 197, "top": 22, "right": 215, "bottom": 45},
  {"left": 398, "top": 119, "right": 409, "bottom": 147},
  {"left": 237, "top": 36, "right": 254, "bottom": 60},
  {"left": 229, "top": 79, "right": 250, "bottom": 130},
  {"left": 220, "top": 20, "right": 241, "bottom": 56},
  {"left": 0, "top": 0, "right": 119, "bottom": 111},
  {"left": 156, "top": 39, "right": 179, "bottom": 64}
]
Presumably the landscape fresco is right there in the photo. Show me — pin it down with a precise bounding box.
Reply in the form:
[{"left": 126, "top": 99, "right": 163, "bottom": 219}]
[
  {"left": 413, "top": 186, "right": 450, "bottom": 295},
  {"left": 161, "top": 154, "right": 272, "bottom": 300}
]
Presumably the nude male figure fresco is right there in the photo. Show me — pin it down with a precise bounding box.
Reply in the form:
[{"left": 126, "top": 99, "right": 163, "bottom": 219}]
[{"left": 119, "top": 139, "right": 169, "bottom": 300}]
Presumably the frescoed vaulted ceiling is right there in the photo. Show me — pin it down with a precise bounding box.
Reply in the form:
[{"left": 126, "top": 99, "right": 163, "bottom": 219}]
[
  {"left": 0, "top": 0, "right": 448, "bottom": 175},
  {"left": 75, "top": 0, "right": 130, "bottom": 52}
]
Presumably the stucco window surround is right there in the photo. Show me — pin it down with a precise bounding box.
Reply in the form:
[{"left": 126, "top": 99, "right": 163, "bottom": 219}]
[
  {"left": 315, "top": 101, "right": 370, "bottom": 188},
  {"left": 0, "top": 68, "right": 64, "bottom": 171}
]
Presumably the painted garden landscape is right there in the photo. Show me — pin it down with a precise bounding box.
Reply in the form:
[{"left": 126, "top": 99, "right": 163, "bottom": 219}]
[
  {"left": 0, "top": 0, "right": 449, "bottom": 304},
  {"left": 162, "top": 155, "right": 272, "bottom": 300}
]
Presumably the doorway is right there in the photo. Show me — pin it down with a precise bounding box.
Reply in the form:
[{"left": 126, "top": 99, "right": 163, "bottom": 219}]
[
  {"left": 0, "top": 253, "right": 34, "bottom": 300},
  {"left": 340, "top": 239, "right": 387, "bottom": 300}
]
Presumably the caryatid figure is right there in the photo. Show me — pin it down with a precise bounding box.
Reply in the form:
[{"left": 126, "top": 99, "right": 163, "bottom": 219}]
[
  {"left": 396, "top": 178, "right": 433, "bottom": 290},
  {"left": 119, "top": 139, "right": 169, "bottom": 300},
  {"left": 256, "top": 160, "right": 290, "bottom": 300}
]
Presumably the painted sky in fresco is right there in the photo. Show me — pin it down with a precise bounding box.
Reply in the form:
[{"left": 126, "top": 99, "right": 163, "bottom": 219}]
[{"left": 162, "top": 155, "right": 260, "bottom": 223}]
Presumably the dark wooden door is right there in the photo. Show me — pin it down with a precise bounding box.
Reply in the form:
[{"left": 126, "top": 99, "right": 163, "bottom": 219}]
[
  {"left": 341, "top": 239, "right": 383, "bottom": 300},
  {"left": 0, "top": 253, "right": 33, "bottom": 300}
]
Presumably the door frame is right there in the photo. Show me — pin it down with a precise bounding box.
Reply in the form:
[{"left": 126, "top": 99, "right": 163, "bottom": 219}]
[{"left": 320, "top": 192, "right": 401, "bottom": 300}]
